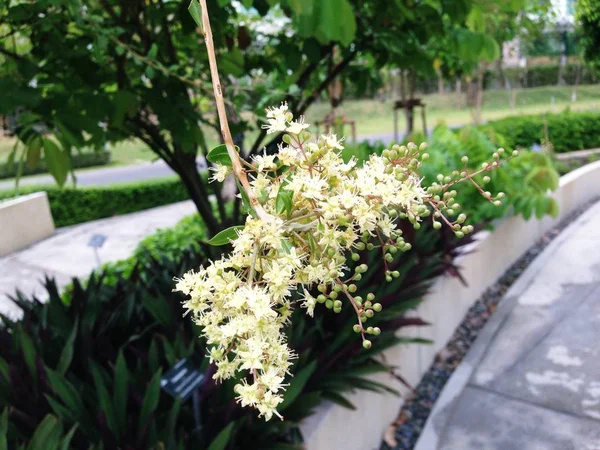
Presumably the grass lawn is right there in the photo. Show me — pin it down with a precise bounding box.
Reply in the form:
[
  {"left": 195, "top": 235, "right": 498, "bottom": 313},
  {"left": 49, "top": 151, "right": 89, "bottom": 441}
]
[
  {"left": 2, "top": 84, "right": 599, "bottom": 173},
  {"left": 306, "top": 84, "right": 600, "bottom": 137}
]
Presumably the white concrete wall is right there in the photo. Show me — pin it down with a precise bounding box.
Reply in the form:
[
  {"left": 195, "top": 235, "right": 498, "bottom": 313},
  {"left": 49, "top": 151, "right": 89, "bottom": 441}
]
[
  {"left": 0, "top": 192, "right": 55, "bottom": 257},
  {"left": 300, "top": 160, "right": 600, "bottom": 450}
]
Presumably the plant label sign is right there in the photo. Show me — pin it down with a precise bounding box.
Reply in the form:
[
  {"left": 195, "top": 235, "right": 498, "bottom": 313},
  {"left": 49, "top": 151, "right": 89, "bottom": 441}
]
[
  {"left": 160, "top": 358, "right": 205, "bottom": 402},
  {"left": 88, "top": 234, "right": 107, "bottom": 248}
]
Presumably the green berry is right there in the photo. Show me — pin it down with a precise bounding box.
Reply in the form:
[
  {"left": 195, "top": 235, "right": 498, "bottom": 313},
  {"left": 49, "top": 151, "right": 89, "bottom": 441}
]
[
  {"left": 333, "top": 300, "right": 342, "bottom": 308},
  {"left": 353, "top": 324, "right": 362, "bottom": 333},
  {"left": 367, "top": 293, "right": 375, "bottom": 301},
  {"left": 363, "top": 340, "right": 372, "bottom": 349},
  {"left": 325, "top": 299, "right": 333, "bottom": 309},
  {"left": 372, "top": 303, "right": 382, "bottom": 312}
]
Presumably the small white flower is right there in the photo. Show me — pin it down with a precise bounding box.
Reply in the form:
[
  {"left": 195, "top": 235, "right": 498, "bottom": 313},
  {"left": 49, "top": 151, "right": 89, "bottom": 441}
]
[{"left": 209, "top": 163, "right": 230, "bottom": 182}]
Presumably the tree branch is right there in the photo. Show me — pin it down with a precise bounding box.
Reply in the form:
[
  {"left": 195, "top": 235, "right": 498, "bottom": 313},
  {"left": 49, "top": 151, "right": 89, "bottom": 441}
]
[{"left": 199, "top": 0, "right": 272, "bottom": 221}]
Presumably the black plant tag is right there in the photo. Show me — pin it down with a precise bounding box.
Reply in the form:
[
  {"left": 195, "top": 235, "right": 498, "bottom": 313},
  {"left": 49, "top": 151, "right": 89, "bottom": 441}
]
[{"left": 160, "top": 358, "right": 206, "bottom": 402}]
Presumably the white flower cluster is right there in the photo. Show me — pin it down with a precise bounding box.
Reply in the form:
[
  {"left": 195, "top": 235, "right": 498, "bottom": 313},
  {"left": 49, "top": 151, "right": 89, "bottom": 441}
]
[{"left": 175, "top": 104, "right": 511, "bottom": 420}]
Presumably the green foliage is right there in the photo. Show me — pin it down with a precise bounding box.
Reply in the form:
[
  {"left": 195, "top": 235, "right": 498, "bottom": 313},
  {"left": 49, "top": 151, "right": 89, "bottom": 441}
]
[
  {"left": 485, "top": 110, "right": 600, "bottom": 153},
  {"left": 344, "top": 123, "right": 560, "bottom": 224},
  {"left": 0, "top": 150, "right": 111, "bottom": 180},
  {"left": 0, "top": 177, "right": 192, "bottom": 227},
  {"left": 577, "top": 0, "right": 600, "bottom": 69}
]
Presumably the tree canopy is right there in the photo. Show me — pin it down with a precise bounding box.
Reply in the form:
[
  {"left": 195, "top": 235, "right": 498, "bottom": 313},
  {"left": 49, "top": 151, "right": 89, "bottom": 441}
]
[{"left": 0, "top": 0, "right": 519, "bottom": 233}]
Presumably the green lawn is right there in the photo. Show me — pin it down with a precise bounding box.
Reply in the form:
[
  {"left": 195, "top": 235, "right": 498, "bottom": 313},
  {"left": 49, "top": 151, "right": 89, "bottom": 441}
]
[
  {"left": 2, "top": 84, "right": 600, "bottom": 172},
  {"left": 306, "top": 84, "right": 600, "bottom": 137}
]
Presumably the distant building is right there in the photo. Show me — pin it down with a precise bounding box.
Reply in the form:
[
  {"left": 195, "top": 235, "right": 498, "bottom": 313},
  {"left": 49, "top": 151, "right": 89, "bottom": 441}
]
[{"left": 502, "top": 0, "right": 577, "bottom": 67}]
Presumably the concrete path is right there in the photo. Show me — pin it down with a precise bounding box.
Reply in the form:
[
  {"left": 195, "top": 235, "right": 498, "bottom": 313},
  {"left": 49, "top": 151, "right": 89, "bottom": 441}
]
[
  {"left": 417, "top": 200, "right": 600, "bottom": 450},
  {"left": 0, "top": 200, "right": 196, "bottom": 318}
]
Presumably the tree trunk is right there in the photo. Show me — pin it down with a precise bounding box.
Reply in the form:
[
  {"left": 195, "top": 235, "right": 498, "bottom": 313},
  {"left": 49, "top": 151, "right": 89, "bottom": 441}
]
[
  {"left": 572, "top": 61, "right": 581, "bottom": 102},
  {"left": 473, "top": 63, "right": 487, "bottom": 125},
  {"left": 455, "top": 78, "right": 462, "bottom": 108},
  {"left": 436, "top": 69, "right": 444, "bottom": 95}
]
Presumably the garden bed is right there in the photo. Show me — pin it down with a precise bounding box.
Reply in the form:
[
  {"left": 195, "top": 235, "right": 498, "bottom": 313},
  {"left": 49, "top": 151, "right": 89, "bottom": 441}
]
[{"left": 299, "top": 160, "right": 600, "bottom": 450}]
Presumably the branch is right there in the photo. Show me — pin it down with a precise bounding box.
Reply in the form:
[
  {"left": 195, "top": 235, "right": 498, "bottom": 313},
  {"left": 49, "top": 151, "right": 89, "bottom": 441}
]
[{"left": 199, "top": 0, "right": 272, "bottom": 221}]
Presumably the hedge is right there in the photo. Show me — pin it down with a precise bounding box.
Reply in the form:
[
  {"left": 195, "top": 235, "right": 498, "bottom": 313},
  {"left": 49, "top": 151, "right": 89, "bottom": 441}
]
[
  {"left": 483, "top": 110, "right": 600, "bottom": 153},
  {"left": 0, "top": 177, "right": 191, "bottom": 227},
  {"left": 0, "top": 150, "right": 111, "bottom": 180}
]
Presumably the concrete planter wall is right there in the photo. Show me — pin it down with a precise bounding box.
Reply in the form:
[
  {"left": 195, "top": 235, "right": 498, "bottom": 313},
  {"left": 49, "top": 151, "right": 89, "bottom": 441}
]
[
  {"left": 0, "top": 192, "right": 55, "bottom": 257},
  {"left": 299, "top": 160, "right": 600, "bottom": 450}
]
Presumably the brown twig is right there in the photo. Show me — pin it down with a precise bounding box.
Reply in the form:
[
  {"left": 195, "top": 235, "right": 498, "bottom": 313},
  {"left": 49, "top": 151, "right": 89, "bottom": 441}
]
[{"left": 199, "top": 0, "right": 272, "bottom": 221}]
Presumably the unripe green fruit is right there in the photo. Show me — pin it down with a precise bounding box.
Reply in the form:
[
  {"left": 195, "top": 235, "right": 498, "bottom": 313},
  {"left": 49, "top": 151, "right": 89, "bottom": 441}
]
[
  {"left": 367, "top": 243, "right": 374, "bottom": 250},
  {"left": 334, "top": 284, "right": 341, "bottom": 292},
  {"left": 403, "top": 243, "right": 412, "bottom": 251},
  {"left": 348, "top": 284, "right": 357, "bottom": 293},
  {"left": 461, "top": 156, "right": 469, "bottom": 164},
  {"left": 353, "top": 324, "right": 362, "bottom": 333},
  {"left": 373, "top": 303, "right": 382, "bottom": 312},
  {"left": 333, "top": 307, "right": 342, "bottom": 314},
  {"left": 392, "top": 270, "right": 400, "bottom": 278},
  {"left": 351, "top": 253, "right": 360, "bottom": 261},
  {"left": 325, "top": 299, "right": 334, "bottom": 309},
  {"left": 365, "top": 310, "right": 374, "bottom": 318},
  {"left": 364, "top": 301, "right": 372, "bottom": 309},
  {"left": 367, "top": 293, "right": 375, "bottom": 301},
  {"left": 433, "top": 221, "right": 442, "bottom": 230},
  {"left": 367, "top": 326, "right": 374, "bottom": 334},
  {"left": 354, "top": 274, "right": 362, "bottom": 281},
  {"left": 318, "top": 284, "right": 326, "bottom": 293},
  {"left": 317, "top": 294, "right": 327, "bottom": 303},
  {"left": 373, "top": 327, "right": 381, "bottom": 336},
  {"left": 329, "top": 291, "right": 338, "bottom": 299},
  {"left": 386, "top": 275, "right": 392, "bottom": 282},
  {"left": 455, "top": 231, "right": 464, "bottom": 238},
  {"left": 354, "top": 296, "right": 363, "bottom": 303},
  {"left": 363, "top": 340, "right": 372, "bottom": 349},
  {"left": 333, "top": 300, "right": 342, "bottom": 308}
]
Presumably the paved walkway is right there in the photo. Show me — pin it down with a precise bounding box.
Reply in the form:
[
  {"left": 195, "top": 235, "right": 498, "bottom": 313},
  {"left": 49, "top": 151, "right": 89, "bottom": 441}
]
[
  {"left": 417, "top": 201, "right": 600, "bottom": 449},
  {"left": 0, "top": 200, "right": 196, "bottom": 318}
]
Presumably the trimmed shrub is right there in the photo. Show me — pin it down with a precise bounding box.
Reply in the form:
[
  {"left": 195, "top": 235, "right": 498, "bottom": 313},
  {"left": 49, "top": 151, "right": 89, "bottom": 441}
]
[
  {"left": 0, "top": 177, "right": 191, "bottom": 227},
  {"left": 0, "top": 150, "right": 111, "bottom": 179},
  {"left": 484, "top": 110, "right": 600, "bottom": 153}
]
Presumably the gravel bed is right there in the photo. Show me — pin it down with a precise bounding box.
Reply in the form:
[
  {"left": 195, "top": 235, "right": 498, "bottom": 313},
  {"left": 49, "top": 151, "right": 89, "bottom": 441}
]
[{"left": 380, "top": 197, "right": 600, "bottom": 450}]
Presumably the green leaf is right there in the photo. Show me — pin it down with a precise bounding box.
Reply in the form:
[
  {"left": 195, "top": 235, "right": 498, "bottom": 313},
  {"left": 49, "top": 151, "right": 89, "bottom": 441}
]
[
  {"left": 57, "top": 318, "right": 78, "bottom": 375},
  {"left": 90, "top": 363, "right": 119, "bottom": 436},
  {"left": 0, "top": 409, "right": 8, "bottom": 450},
  {"left": 26, "top": 135, "right": 42, "bottom": 168},
  {"left": 279, "top": 360, "right": 318, "bottom": 411},
  {"left": 188, "top": 0, "right": 203, "bottom": 31},
  {"left": 114, "top": 350, "right": 129, "bottom": 432},
  {"left": 27, "top": 415, "right": 63, "bottom": 450},
  {"left": 207, "top": 421, "right": 236, "bottom": 450},
  {"left": 321, "top": 391, "right": 356, "bottom": 409},
  {"left": 138, "top": 369, "right": 162, "bottom": 431},
  {"left": 207, "top": 144, "right": 239, "bottom": 167},
  {"left": 276, "top": 185, "right": 294, "bottom": 215},
  {"left": 207, "top": 225, "right": 243, "bottom": 246},
  {"left": 59, "top": 424, "right": 78, "bottom": 450},
  {"left": 45, "top": 369, "right": 89, "bottom": 429},
  {"left": 18, "top": 326, "right": 37, "bottom": 379},
  {"left": 546, "top": 197, "right": 559, "bottom": 217},
  {"left": 43, "top": 139, "right": 69, "bottom": 187},
  {"left": 235, "top": 178, "right": 256, "bottom": 217}
]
